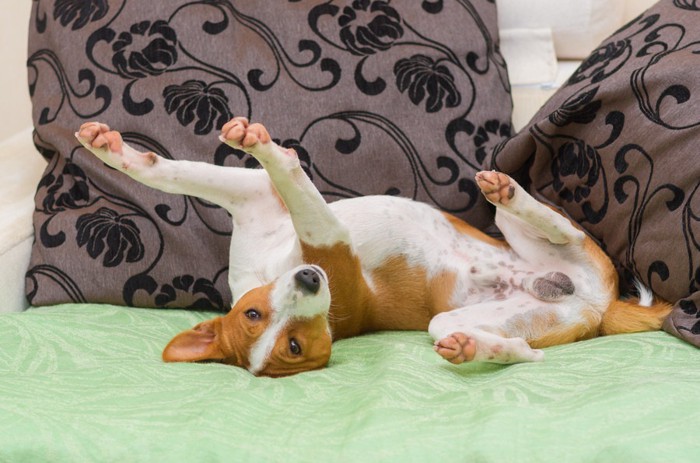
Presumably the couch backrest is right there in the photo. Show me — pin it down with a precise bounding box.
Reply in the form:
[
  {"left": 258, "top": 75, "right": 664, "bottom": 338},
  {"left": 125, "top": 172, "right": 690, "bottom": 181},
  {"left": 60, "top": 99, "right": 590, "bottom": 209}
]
[
  {"left": 0, "top": 2, "right": 32, "bottom": 142},
  {"left": 497, "top": 0, "right": 658, "bottom": 60}
]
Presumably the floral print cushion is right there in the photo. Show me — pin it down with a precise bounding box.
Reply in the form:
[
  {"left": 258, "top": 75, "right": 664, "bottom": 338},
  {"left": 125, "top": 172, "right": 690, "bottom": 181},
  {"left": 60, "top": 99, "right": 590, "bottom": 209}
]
[
  {"left": 492, "top": 0, "right": 700, "bottom": 346},
  {"left": 27, "top": 1, "right": 512, "bottom": 309}
]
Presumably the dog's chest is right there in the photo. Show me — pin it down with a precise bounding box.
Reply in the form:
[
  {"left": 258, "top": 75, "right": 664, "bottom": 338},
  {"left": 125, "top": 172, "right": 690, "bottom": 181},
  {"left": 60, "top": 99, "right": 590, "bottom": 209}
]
[{"left": 227, "top": 213, "right": 301, "bottom": 300}]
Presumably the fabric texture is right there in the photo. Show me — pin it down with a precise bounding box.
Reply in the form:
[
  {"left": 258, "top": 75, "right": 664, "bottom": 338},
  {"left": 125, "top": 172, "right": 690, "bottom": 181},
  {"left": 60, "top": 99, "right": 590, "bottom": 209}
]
[
  {"left": 27, "top": 0, "right": 512, "bottom": 310},
  {"left": 492, "top": 0, "right": 700, "bottom": 346},
  {"left": 1, "top": 304, "right": 699, "bottom": 462}
]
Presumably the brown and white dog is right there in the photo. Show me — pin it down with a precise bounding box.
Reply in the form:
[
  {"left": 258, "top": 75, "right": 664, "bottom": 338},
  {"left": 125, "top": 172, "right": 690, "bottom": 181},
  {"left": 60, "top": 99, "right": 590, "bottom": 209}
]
[{"left": 76, "top": 118, "right": 671, "bottom": 377}]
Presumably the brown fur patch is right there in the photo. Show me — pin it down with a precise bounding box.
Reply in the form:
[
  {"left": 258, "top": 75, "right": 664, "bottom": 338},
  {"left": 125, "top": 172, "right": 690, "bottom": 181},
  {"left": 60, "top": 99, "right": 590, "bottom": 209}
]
[
  {"left": 300, "top": 242, "right": 457, "bottom": 339},
  {"left": 299, "top": 241, "right": 372, "bottom": 339},
  {"left": 529, "top": 310, "right": 601, "bottom": 349},
  {"left": 256, "top": 314, "right": 332, "bottom": 377},
  {"left": 365, "top": 256, "right": 456, "bottom": 332},
  {"left": 162, "top": 284, "right": 276, "bottom": 367},
  {"left": 600, "top": 299, "right": 672, "bottom": 335}
]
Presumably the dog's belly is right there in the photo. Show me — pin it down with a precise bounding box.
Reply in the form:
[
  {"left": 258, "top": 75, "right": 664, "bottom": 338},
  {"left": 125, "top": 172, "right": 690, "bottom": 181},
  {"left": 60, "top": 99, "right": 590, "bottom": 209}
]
[
  {"left": 331, "top": 196, "right": 511, "bottom": 305},
  {"left": 330, "top": 196, "right": 589, "bottom": 312},
  {"left": 330, "top": 195, "right": 463, "bottom": 271}
]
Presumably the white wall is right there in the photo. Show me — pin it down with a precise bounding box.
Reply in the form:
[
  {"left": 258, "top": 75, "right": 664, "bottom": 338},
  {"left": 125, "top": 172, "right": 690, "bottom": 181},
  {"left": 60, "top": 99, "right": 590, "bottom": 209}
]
[
  {"left": 624, "top": 0, "right": 659, "bottom": 20},
  {"left": 0, "top": 1, "right": 33, "bottom": 142}
]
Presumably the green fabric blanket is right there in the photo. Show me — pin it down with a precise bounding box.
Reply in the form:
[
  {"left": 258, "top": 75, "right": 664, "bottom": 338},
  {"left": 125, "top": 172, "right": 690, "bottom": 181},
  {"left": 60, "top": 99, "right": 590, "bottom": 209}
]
[{"left": 1, "top": 304, "right": 698, "bottom": 462}]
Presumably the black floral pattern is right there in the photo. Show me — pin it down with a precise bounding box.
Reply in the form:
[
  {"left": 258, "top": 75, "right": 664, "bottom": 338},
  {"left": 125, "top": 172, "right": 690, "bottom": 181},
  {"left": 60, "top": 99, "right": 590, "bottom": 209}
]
[
  {"left": 54, "top": 0, "right": 109, "bottom": 30},
  {"left": 675, "top": 299, "right": 700, "bottom": 334},
  {"left": 39, "top": 162, "right": 90, "bottom": 213},
  {"left": 112, "top": 21, "right": 178, "bottom": 79},
  {"left": 549, "top": 87, "right": 602, "bottom": 127},
  {"left": 394, "top": 55, "right": 461, "bottom": 113},
  {"left": 76, "top": 208, "right": 145, "bottom": 268},
  {"left": 163, "top": 80, "right": 234, "bottom": 135},
  {"left": 552, "top": 140, "right": 602, "bottom": 205},
  {"left": 214, "top": 143, "right": 259, "bottom": 170},
  {"left": 674, "top": 0, "right": 700, "bottom": 10},
  {"left": 473, "top": 120, "right": 511, "bottom": 164},
  {"left": 338, "top": 0, "right": 404, "bottom": 56},
  {"left": 568, "top": 41, "right": 630, "bottom": 85},
  {"left": 154, "top": 275, "right": 225, "bottom": 310}
]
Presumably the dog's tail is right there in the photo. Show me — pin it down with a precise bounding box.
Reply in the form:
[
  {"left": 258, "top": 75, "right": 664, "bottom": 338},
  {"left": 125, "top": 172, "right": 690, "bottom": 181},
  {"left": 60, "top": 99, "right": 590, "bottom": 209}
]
[{"left": 599, "top": 281, "right": 673, "bottom": 335}]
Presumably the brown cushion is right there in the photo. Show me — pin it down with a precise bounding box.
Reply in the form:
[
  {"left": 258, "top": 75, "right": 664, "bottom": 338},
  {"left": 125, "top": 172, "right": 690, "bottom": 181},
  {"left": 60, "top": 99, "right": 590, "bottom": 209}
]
[
  {"left": 27, "top": 1, "right": 513, "bottom": 310},
  {"left": 492, "top": 0, "right": 700, "bottom": 346}
]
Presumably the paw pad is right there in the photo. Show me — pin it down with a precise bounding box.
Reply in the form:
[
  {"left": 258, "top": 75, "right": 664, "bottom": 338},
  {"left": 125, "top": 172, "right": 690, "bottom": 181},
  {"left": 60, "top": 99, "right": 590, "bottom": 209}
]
[
  {"left": 220, "top": 118, "right": 271, "bottom": 149},
  {"left": 476, "top": 171, "right": 514, "bottom": 206},
  {"left": 434, "top": 332, "right": 476, "bottom": 364}
]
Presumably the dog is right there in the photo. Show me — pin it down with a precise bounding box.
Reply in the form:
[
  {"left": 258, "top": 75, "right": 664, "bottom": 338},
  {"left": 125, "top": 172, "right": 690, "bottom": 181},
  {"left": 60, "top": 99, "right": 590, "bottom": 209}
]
[{"left": 76, "top": 118, "right": 672, "bottom": 377}]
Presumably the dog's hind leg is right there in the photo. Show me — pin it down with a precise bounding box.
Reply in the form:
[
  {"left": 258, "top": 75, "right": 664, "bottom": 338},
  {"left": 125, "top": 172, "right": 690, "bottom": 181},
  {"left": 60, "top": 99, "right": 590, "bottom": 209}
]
[
  {"left": 476, "top": 170, "right": 586, "bottom": 246},
  {"left": 76, "top": 122, "right": 276, "bottom": 217},
  {"left": 429, "top": 301, "right": 548, "bottom": 365},
  {"left": 474, "top": 170, "right": 617, "bottom": 314},
  {"left": 433, "top": 330, "right": 544, "bottom": 365}
]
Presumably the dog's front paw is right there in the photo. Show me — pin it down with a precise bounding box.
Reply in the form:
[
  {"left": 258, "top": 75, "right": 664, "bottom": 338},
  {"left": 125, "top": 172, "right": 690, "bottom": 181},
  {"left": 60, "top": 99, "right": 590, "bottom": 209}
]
[
  {"left": 219, "top": 117, "right": 271, "bottom": 150},
  {"left": 76, "top": 122, "right": 158, "bottom": 172},
  {"left": 219, "top": 117, "right": 300, "bottom": 171},
  {"left": 76, "top": 122, "right": 123, "bottom": 155}
]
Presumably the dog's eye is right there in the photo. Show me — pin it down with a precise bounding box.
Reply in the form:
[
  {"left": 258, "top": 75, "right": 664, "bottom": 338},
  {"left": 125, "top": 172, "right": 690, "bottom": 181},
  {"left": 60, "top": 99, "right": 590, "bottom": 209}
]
[
  {"left": 244, "top": 309, "right": 261, "bottom": 320},
  {"left": 289, "top": 338, "right": 302, "bottom": 356}
]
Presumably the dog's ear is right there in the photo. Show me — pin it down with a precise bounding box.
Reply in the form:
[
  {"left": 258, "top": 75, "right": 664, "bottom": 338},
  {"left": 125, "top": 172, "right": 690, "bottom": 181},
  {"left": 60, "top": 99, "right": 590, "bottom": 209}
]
[{"left": 162, "top": 318, "right": 226, "bottom": 362}]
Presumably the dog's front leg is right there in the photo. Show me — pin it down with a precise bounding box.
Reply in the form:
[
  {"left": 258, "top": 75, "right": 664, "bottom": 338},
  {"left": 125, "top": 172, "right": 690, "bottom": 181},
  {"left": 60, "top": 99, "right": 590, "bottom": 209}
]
[
  {"left": 220, "top": 118, "right": 351, "bottom": 248},
  {"left": 220, "top": 119, "right": 373, "bottom": 335},
  {"left": 76, "top": 122, "right": 275, "bottom": 216}
]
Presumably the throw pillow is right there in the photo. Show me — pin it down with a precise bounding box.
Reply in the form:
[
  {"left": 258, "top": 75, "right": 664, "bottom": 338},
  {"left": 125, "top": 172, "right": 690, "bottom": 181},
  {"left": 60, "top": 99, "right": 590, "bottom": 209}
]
[
  {"left": 491, "top": 0, "right": 700, "bottom": 346},
  {"left": 27, "top": 1, "right": 512, "bottom": 310}
]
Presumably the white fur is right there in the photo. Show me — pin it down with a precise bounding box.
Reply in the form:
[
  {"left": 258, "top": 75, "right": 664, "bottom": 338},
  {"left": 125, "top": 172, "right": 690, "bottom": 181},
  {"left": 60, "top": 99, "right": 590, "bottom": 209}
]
[{"left": 634, "top": 279, "right": 654, "bottom": 307}]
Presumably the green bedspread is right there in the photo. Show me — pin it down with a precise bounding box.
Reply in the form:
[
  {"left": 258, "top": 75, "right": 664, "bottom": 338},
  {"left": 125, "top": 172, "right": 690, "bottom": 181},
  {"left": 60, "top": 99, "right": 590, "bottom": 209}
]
[{"left": 1, "top": 304, "right": 699, "bottom": 462}]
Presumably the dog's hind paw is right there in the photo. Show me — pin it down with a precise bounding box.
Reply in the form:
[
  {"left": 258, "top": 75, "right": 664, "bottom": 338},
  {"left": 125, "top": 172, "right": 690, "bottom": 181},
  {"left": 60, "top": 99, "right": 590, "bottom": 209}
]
[
  {"left": 434, "top": 332, "right": 477, "bottom": 364},
  {"left": 476, "top": 170, "right": 515, "bottom": 206}
]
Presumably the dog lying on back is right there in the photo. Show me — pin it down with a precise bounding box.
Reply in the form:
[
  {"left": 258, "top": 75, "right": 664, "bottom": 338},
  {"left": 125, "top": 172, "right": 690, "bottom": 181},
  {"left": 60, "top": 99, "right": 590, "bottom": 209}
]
[{"left": 76, "top": 118, "right": 671, "bottom": 376}]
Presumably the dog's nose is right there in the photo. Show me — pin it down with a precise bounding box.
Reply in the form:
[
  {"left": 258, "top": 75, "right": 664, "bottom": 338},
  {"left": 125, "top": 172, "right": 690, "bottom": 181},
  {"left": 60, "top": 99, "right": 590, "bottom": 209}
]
[{"left": 295, "top": 268, "right": 321, "bottom": 294}]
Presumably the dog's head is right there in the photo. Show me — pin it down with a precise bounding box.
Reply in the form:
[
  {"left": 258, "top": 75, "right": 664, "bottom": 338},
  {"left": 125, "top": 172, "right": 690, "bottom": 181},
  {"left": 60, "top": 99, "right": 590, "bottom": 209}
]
[{"left": 162, "top": 265, "right": 332, "bottom": 376}]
